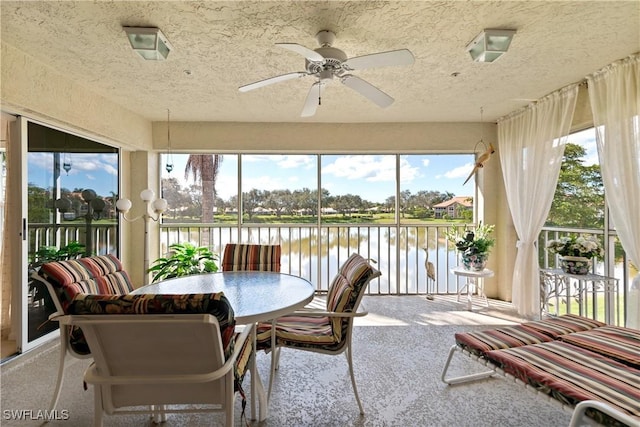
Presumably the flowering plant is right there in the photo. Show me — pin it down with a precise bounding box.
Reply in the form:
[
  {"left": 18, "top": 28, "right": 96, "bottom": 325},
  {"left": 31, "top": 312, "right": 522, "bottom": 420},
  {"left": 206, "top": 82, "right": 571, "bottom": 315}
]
[
  {"left": 546, "top": 235, "right": 604, "bottom": 260},
  {"left": 445, "top": 223, "right": 495, "bottom": 256}
]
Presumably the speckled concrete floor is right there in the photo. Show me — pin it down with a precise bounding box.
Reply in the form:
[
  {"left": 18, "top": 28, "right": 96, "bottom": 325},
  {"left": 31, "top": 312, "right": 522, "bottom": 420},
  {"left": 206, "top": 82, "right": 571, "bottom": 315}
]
[{"left": 1, "top": 295, "right": 574, "bottom": 427}]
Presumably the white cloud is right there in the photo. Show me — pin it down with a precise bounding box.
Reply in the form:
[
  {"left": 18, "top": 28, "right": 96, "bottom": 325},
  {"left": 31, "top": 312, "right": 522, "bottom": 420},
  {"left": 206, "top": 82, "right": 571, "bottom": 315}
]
[
  {"left": 322, "top": 155, "right": 419, "bottom": 183},
  {"left": 438, "top": 162, "right": 474, "bottom": 180}
]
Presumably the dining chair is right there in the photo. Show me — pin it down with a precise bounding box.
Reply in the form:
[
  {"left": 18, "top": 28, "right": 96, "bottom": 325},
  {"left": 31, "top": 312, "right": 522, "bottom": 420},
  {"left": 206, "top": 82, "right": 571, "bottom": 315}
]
[
  {"left": 30, "top": 254, "right": 134, "bottom": 414},
  {"left": 255, "top": 253, "right": 381, "bottom": 414},
  {"left": 221, "top": 243, "right": 281, "bottom": 272},
  {"left": 62, "top": 292, "right": 253, "bottom": 427}
]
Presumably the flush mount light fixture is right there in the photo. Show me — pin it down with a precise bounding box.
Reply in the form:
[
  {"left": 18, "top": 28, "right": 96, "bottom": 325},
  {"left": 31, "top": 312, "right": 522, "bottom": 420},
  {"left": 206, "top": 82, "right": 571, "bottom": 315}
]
[
  {"left": 123, "top": 26, "right": 172, "bottom": 60},
  {"left": 466, "top": 29, "right": 516, "bottom": 63}
]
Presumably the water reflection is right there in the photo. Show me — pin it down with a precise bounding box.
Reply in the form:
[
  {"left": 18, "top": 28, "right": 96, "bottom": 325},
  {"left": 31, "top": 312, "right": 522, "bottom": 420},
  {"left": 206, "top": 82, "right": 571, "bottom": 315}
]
[{"left": 162, "top": 224, "right": 464, "bottom": 295}]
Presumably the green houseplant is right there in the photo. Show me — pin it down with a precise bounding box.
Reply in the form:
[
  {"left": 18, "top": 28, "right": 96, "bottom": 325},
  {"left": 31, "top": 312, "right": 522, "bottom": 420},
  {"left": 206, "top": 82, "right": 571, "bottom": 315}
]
[
  {"left": 148, "top": 242, "right": 219, "bottom": 283},
  {"left": 446, "top": 223, "right": 495, "bottom": 271}
]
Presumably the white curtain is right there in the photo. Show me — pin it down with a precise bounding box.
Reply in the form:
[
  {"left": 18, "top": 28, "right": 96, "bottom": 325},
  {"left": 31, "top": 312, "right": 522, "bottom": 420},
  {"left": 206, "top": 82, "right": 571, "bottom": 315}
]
[
  {"left": 587, "top": 53, "right": 640, "bottom": 328},
  {"left": 498, "top": 84, "right": 579, "bottom": 319}
]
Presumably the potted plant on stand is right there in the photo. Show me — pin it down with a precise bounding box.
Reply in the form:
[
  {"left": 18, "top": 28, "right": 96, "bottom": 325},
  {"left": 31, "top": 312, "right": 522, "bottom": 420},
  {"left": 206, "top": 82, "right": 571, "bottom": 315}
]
[
  {"left": 446, "top": 223, "right": 495, "bottom": 271},
  {"left": 546, "top": 235, "right": 604, "bottom": 275}
]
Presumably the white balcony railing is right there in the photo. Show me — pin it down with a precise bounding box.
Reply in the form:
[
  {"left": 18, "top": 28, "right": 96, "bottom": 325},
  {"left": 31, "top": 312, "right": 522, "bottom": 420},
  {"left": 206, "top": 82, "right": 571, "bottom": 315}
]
[{"left": 27, "top": 222, "right": 629, "bottom": 325}]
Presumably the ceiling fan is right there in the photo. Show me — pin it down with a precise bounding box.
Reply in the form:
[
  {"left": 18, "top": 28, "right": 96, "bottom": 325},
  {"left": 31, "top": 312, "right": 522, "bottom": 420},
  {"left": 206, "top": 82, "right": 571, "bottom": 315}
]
[{"left": 238, "top": 30, "right": 415, "bottom": 117}]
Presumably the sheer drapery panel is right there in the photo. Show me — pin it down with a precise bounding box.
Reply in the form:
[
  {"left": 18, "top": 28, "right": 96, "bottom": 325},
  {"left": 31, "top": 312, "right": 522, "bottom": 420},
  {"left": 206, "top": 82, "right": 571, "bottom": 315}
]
[
  {"left": 587, "top": 53, "right": 640, "bottom": 328},
  {"left": 498, "top": 84, "right": 579, "bottom": 319}
]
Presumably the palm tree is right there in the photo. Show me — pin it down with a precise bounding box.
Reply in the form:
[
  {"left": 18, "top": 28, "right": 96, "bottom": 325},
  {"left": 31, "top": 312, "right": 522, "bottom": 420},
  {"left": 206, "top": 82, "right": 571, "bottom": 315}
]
[{"left": 185, "top": 155, "right": 222, "bottom": 246}]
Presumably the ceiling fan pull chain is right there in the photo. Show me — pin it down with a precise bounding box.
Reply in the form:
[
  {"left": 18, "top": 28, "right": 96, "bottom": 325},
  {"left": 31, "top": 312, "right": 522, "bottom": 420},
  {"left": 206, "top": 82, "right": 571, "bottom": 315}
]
[{"left": 318, "top": 83, "right": 322, "bottom": 106}]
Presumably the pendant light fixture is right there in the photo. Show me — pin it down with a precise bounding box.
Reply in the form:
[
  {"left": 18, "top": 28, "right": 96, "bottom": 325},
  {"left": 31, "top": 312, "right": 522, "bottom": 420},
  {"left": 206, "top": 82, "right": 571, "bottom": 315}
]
[{"left": 165, "top": 109, "right": 174, "bottom": 174}]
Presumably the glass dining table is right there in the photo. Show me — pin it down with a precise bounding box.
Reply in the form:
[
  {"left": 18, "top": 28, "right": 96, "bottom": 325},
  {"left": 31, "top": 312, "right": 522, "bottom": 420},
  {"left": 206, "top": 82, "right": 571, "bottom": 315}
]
[{"left": 131, "top": 271, "right": 315, "bottom": 421}]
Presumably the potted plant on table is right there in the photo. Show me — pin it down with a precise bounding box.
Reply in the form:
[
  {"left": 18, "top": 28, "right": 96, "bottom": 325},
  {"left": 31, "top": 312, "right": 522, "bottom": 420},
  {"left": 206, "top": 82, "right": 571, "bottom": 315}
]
[
  {"left": 545, "top": 235, "right": 603, "bottom": 275},
  {"left": 446, "top": 223, "right": 495, "bottom": 271},
  {"left": 148, "top": 242, "right": 218, "bottom": 283}
]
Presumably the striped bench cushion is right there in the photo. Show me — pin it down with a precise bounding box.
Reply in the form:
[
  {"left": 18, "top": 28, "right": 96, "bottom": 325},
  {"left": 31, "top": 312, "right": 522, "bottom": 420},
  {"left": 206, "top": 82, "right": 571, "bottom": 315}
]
[
  {"left": 455, "top": 325, "right": 554, "bottom": 357},
  {"left": 222, "top": 244, "right": 281, "bottom": 272},
  {"left": 486, "top": 341, "right": 640, "bottom": 426},
  {"left": 522, "top": 314, "right": 606, "bottom": 339},
  {"left": 559, "top": 326, "right": 640, "bottom": 369},
  {"left": 78, "top": 254, "right": 134, "bottom": 294}
]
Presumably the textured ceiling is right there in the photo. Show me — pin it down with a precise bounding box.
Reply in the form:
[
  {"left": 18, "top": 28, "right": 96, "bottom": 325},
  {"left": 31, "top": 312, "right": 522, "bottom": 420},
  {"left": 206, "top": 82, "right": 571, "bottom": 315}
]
[{"left": 1, "top": 1, "right": 639, "bottom": 123}]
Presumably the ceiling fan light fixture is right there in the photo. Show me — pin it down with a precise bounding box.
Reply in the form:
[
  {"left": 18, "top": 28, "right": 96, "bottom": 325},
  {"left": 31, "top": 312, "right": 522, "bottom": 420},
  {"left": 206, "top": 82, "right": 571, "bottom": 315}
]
[
  {"left": 123, "top": 26, "right": 172, "bottom": 61},
  {"left": 466, "top": 29, "right": 516, "bottom": 63}
]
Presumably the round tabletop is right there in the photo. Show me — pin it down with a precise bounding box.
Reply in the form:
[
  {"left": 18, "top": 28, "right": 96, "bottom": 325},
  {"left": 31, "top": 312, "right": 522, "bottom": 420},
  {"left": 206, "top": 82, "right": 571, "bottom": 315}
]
[
  {"left": 450, "top": 267, "right": 494, "bottom": 278},
  {"left": 131, "top": 271, "right": 315, "bottom": 324}
]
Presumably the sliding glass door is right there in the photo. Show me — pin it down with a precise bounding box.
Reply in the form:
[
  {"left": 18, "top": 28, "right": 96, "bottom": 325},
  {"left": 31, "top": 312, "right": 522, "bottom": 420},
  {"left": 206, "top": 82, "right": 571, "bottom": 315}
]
[{"left": 16, "top": 119, "right": 119, "bottom": 353}]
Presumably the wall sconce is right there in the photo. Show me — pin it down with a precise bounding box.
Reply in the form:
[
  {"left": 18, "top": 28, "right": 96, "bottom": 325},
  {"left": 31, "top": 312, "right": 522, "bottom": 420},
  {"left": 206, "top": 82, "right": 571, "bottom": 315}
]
[
  {"left": 116, "top": 189, "right": 168, "bottom": 285},
  {"left": 466, "top": 29, "right": 516, "bottom": 63},
  {"left": 123, "top": 26, "right": 172, "bottom": 61}
]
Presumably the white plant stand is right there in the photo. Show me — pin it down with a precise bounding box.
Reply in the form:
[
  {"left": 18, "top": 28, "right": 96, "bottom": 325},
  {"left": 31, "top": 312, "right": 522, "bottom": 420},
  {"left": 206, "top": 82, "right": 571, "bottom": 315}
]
[{"left": 451, "top": 267, "right": 494, "bottom": 310}]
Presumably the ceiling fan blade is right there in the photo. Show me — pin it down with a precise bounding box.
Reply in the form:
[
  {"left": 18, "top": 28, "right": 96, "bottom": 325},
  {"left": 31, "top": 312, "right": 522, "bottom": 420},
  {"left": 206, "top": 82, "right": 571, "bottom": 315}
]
[
  {"left": 341, "top": 75, "right": 394, "bottom": 108},
  {"left": 238, "top": 72, "right": 308, "bottom": 92},
  {"left": 301, "top": 82, "right": 322, "bottom": 117},
  {"left": 276, "top": 43, "right": 325, "bottom": 62},
  {"left": 343, "top": 49, "right": 415, "bottom": 70}
]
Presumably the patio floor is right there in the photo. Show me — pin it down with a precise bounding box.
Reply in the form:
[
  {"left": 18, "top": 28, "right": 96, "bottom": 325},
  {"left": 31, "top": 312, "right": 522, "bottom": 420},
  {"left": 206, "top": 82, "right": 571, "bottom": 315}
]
[{"left": 1, "top": 295, "right": 574, "bottom": 426}]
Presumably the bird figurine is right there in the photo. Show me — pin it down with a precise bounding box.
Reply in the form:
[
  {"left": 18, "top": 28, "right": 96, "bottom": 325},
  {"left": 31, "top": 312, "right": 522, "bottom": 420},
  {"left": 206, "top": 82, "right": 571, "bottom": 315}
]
[
  {"left": 463, "top": 142, "right": 495, "bottom": 185},
  {"left": 423, "top": 248, "right": 436, "bottom": 300}
]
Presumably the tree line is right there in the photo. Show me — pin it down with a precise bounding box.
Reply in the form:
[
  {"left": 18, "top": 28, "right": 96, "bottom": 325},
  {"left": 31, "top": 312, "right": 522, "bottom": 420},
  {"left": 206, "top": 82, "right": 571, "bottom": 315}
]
[{"left": 161, "top": 177, "right": 456, "bottom": 220}]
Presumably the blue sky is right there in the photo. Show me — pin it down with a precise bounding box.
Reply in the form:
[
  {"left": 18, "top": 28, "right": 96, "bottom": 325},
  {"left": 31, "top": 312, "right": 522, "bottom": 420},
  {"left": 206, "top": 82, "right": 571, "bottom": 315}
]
[
  {"left": 28, "top": 128, "right": 597, "bottom": 203},
  {"left": 163, "top": 153, "right": 477, "bottom": 203}
]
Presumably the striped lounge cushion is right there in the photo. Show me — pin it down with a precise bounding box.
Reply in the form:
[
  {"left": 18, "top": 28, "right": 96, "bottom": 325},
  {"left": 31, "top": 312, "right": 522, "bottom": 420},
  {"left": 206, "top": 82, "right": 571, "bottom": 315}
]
[
  {"left": 455, "top": 325, "right": 554, "bottom": 357},
  {"left": 486, "top": 341, "right": 640, "bottom": 426},
  {"left": 222, "top": 244, "right": 281, "bottom": 272},
  {"left": 558, "top": 326, "right": 640, "bottom": 369},
  {"left": 78, "top": 254, "right": 134, "bottom": 294},
  {"left": 522, "top": 314, "right": 606, "bottom": 339}
]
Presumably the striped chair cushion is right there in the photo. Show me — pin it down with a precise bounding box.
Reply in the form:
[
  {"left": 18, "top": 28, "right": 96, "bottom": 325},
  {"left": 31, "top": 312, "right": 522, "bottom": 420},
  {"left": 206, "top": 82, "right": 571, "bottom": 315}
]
[
  {"left": 39, "top": 259, "right": 103, "bottom": 312},
  {"left": 78, "top": 254, "right": 133, "bottom": 295},
  {"left": 221, "top": 244, "right": 281, "bottom": 272},
  {"left": 486, "top": 341, "right": 640, "bottom": 425},
  {"left": 455, "top": 325, "right": 554, "bottom": 357},
  {"left": 255, "top": 315, "right": 339, "bottom": 351},
  {"left": 326, "top": 253, "right": 380, "bottom": 342},
  {"left": 67, "top": 292, "right": 251, "bottom": 393},
  {"left": 255, "top": 254, "right": 380, "bottom": 352},
  {"left": 79, "top": 255, "right": 134, "bottom": 294},
  {"left": 522, "top": 314, "right": 606, "bottom": 339},
  {"left": 559, "top": 326, "right": 640, "bottom": 369}
]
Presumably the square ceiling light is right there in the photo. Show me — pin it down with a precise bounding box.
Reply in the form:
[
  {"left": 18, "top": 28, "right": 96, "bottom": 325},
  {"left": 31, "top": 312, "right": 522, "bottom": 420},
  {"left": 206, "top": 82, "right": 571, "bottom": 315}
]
[
  {"left": 123, "top": 27, "right": 172, "bottom": 61},
  {"left": 466, "top": 29, "right": 516, "bottom": 63}
]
